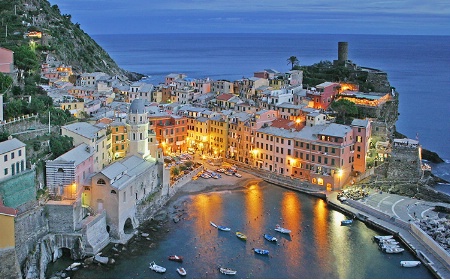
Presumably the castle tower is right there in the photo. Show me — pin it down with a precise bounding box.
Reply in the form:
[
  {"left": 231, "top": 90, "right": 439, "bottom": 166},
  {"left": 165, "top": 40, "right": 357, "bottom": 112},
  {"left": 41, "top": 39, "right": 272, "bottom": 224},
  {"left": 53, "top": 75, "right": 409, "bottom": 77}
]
[
  {"left": 126, "top": 99, "right": 150, "bottom": 159},
  {"left": 338, "top": 42, "right": 348, "bottom": 62}
]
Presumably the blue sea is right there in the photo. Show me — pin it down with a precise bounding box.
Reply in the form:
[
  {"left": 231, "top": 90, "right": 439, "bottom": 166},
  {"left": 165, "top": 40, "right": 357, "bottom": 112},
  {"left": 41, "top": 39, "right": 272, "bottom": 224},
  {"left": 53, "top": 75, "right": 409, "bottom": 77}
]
[{"left": 92, "top": 33, "right": 450, "bottom": 188}]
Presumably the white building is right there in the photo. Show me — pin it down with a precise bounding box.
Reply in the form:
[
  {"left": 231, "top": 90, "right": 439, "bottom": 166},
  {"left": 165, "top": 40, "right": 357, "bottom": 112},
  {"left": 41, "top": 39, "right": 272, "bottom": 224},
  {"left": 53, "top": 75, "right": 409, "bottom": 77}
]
[{"left": 0, "top": 138, "right": 26, "bottom": 181}]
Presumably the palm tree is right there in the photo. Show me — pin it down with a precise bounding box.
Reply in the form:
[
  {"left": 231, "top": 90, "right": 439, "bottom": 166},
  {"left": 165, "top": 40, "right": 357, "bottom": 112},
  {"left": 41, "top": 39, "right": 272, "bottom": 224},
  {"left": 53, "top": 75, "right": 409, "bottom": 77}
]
[{"left": 287, "top": 56, "right": 299, "bottom": 70}]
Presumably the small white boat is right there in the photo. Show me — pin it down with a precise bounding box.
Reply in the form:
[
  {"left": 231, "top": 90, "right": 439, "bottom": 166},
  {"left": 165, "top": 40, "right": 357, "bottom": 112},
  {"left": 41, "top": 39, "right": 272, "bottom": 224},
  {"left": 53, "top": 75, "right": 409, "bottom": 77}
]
[
  {"left": 275, "top": 224, "right": 291, "bottom": 234},
  {"left": 218, "top": 225, "right": 231, "bottom": 231},
  {"left": 379, "top": 239, "right": 399, "bottom": 245},
  {"left": 374, "top": 235, "right": 394, "bottom": 241},
  {"left": 380, "top": 244, "right": 400, "bottom": 250},
  {"left": 264, "top": 234, "right": 277, "bottom": 242},
  {"left": 384, "top": 247, "right": 404, "bottom": 254},
  {"left": 210, "top": 221, "right": 218, "bottom": 228},
  {"left": 400, "top": 261, "right": 421, "bottom": 267},
  {"left": 177, "top": 267, "right": 187, "bottom": 276},
  {"left": 149, "top": 261, "right": 166, "bottom": 273},
  {"left": 219, "top": 267, "right": 237, "bottom": 275}
]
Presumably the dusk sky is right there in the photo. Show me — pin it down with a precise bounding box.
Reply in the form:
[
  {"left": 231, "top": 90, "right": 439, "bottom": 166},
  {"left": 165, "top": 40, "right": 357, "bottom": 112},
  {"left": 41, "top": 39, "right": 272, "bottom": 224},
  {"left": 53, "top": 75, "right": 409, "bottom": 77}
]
[{"left": 48, "top": 0, "right": 450, "bottom": 36}]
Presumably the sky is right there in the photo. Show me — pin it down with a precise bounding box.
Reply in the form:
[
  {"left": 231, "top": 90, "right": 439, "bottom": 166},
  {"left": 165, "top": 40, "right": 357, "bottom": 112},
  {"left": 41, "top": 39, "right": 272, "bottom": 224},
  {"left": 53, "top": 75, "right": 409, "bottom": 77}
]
[{"left": 48, "top": 0, "right": 450, "bottom": 36}]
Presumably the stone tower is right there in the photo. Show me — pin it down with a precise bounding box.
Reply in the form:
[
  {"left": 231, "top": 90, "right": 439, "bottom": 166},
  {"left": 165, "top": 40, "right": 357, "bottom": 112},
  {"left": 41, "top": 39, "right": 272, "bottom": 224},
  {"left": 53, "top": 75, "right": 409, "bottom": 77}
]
[
  {"left": 126, "top": 99, "right": 150, "bottom": 159},
  {"left": 338, "top": 41, "right": 348, "bottom": 62}
]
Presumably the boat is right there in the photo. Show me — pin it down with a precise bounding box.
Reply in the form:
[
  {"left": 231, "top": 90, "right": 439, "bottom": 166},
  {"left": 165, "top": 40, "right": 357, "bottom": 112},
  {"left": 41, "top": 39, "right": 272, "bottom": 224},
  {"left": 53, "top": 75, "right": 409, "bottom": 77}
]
[
  {"left": 379, "top": 244, "right": 400, "bottom": 250},
  {"left": 400, "top": 261, "right": 421, "bottom": 267},
  {"left": 210, "top": 221, "right": 218, "bottom": 228},
  {"left": 253, "top": 248, "right": 269, "bottom": 255},
  {"left": 168, "top": 255, "right": 183, "bottom": 262},
  {"left": 374, "top": 235, "right": 394, "bottom": 241},
  {"left": 379, "top": 239, "right": 399, "bottom": 245},
  {"left": 149, "top": 261, "right": 166, "bottom": 273},
  {"left": 264, "top": 233, "right": 278, "bottom": 242},
  {"left": 275, "top": 224, "right": 291, "bottom": 234},
  {"left": 341, "top": 219, "right": 353, "bottom": 225},
  {"left": 219, "top": 267, "right": 237, "bottom": 275},
  {"left": 384, "top": 247, "right": 404, "bottom": 254},
  {"left": 236, "top": 231, "right": 247, "bottom": 240},
  {"left": 218, "top": 225, "right": 231, "bottom": 231},
  {"left": 177, "top": 267, "right": 187, "bottom": 276}
]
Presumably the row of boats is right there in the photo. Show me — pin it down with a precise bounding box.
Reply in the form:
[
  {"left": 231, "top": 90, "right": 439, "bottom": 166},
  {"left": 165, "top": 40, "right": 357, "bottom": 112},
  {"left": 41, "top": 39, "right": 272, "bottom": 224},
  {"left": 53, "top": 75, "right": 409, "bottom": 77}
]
[
  {"left": 208, "top": 221, "right": 292, "bottom": 275},
  {"left": 373, "top": 235, "right": 421, "bottom": 268}
]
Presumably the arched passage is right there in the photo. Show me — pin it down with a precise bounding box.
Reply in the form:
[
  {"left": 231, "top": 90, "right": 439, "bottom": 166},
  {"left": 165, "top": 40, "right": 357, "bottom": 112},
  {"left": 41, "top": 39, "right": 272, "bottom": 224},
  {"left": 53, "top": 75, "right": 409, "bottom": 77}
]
[{"left": 123, "top": 218, "right": 133, "bottom": 234}]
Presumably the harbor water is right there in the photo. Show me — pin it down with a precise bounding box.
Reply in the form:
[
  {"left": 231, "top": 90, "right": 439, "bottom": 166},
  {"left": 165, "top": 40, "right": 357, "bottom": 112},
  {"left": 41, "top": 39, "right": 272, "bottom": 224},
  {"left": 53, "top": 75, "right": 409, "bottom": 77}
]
[{"left": 51, "top": 181, "right": 435, "bottom": 279}]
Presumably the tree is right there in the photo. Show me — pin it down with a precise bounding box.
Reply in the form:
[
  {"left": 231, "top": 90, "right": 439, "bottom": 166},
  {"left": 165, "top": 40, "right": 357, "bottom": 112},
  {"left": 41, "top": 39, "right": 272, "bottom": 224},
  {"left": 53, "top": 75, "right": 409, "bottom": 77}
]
[
  {"left": 13, "top": 45, "right": 39, "bottom": 74},
  {"left": 330, "top": 99, "right": 358, "bottom": 124},
  {"left": 0, "top": 73, "right": 13, "bottom": 93},
  {"left": 4, "top": 99, "right": 27, "bottom": 119},
  {"left": 287, "top": 56, "right": 299, "bottom": 70},
  {"left": 49, "top": 135, "right": 73, "bottom": 158}
]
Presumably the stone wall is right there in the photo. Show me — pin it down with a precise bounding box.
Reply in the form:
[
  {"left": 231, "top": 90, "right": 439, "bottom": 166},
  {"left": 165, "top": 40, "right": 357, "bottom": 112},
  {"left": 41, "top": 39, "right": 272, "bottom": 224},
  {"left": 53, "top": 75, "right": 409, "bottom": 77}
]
[
  {"left": 82, "top": 211, "right": 109, "bottom": 256},
  {"left": 387, "top": 146, "right": 422, "bottom": 180},
  {"left": 14, "top": 205, "right": 48, "bottom": 275},
  {"left": 46, "top": 203, "right": 76, "bottom": 233},
  {"left": 0, "top": 248, "right": 21, "bottom": 278},
  {"left": 410, "top": 222, "right": 450, "bottom": 267}
]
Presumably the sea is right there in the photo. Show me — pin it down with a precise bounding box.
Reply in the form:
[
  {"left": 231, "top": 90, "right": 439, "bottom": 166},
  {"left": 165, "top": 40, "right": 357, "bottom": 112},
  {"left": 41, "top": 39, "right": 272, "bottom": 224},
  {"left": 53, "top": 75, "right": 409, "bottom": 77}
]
[
  {"left": 46, "top": 33, "right": 449, "bottom": 279},
  {"left": 92, "top": 33, "right": 450, "bottom": 192},
  {"left": 49, "top": 181, "right": 435, "bottom": 279}
]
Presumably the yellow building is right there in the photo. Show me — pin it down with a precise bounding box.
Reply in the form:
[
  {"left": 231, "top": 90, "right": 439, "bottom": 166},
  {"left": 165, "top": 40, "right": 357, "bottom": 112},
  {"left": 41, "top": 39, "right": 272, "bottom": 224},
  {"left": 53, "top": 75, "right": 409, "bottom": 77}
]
[
  {"left": 187, "top": 117, "right": 210, "bottom": 154},
  {"left": 0, "top": 201, "right": 16, "bottom": 249},
  {"left": 60, "top": 101, "right": 85, "bottom": 118},
  {"left": 111, "top": 122, "right": 128, "bottom": 160},
  {"left": 209, "top": 115, "right": 228, "bottom": 157}
]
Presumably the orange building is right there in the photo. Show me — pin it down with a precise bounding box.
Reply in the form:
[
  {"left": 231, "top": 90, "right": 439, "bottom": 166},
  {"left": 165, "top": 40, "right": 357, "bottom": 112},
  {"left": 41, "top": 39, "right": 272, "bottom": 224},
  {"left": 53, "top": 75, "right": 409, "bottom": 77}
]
[
  {"left": 111, "top": 121, "right": 128, "bottom": 160},
  {"left": 0, "top": 201, "right": 17, "bottom": 249},
  {"left": 151, "top": 115, "right": 188, "bottom": 154}
]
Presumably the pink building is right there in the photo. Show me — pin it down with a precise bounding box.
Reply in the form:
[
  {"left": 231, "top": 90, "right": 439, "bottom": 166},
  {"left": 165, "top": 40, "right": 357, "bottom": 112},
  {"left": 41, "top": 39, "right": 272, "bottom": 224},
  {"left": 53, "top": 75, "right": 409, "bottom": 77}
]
[
  {"left": 351, "top": 119, "right": 371, "bottom": 173},
  {"left": 306, "top": 82, "right": 339, "bottom": 110},
  {"left": 0, "top": 47, "right": 14, "bottom": 74},
  {"left": 45, "top": 143, "right": 95, "bottom": 200}
]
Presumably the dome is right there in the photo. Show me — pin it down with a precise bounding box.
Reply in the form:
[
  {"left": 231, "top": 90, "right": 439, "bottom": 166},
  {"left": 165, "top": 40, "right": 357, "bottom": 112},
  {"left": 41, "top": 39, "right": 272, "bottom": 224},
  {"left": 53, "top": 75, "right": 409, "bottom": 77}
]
[{"left": 129, "top": 99, "right": 146, "bottom": 114}]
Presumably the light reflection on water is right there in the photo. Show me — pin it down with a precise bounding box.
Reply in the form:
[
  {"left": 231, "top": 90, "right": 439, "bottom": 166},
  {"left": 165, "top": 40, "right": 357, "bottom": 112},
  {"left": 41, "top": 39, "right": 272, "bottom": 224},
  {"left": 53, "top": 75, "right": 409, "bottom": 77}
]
[{"left": 67, "top": 182, "right": 435, "bottom": 279}]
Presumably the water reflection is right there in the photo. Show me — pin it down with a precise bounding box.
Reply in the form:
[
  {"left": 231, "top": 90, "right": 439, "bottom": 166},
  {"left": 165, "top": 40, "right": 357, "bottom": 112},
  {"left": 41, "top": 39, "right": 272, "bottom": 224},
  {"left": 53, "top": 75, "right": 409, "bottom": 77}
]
[
  {"left": 312, "top": 199, "right": 330, "bottom": 269},
  {"left": 329, "top": 210, "right": 352, "bottom": 278},
  {"left": 280, "top": 192, "right": 303, "bottom": 274},
  {"left": 244, "top": 184, "right": 264, "bottom": 245}
]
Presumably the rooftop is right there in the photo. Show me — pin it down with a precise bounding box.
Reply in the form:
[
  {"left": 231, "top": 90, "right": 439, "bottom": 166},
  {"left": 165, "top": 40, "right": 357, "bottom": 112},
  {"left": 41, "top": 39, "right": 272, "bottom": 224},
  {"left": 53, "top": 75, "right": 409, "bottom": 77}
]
[{"left": 0, "top": 138, "right": 25, "bottom": 155}]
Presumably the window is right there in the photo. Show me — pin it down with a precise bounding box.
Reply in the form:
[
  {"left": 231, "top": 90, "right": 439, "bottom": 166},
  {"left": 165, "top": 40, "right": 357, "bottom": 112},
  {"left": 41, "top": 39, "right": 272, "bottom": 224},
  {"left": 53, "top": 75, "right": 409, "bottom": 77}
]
[
  {"left": 18, "top": 150, "right": 22, "bottom": 156},
  {"left": 357, "top": 136, "right": 362, "bottom": 142},
  {"left": 111, "top": 190, "right": 117, "bottom": 194},
  {"left": 4, "top": 168, "right": 7, "bottom": 175},
  {"left": 11, "top": 152, "right": 14, "bottom": 159},
  {"left": 97, "top": 178, "right": 106, "bottom": 185},
  {"left": 3, "top": 155, "right": 7, "bottom": 161}
]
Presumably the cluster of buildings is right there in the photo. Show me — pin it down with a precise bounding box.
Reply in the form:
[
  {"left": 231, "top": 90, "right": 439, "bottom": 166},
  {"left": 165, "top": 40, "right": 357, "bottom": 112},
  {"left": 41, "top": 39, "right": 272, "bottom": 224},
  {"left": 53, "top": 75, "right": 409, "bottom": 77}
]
[{"left": 0, "top": 42, "right": 398, "bottom": 267}]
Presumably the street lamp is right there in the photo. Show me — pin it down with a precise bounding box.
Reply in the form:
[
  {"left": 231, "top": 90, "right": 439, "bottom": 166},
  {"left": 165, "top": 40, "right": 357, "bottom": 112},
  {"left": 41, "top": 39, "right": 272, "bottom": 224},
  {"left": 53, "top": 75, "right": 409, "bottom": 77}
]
[{"left": 336, "top": 168, "right": 343, "bottom": 188}]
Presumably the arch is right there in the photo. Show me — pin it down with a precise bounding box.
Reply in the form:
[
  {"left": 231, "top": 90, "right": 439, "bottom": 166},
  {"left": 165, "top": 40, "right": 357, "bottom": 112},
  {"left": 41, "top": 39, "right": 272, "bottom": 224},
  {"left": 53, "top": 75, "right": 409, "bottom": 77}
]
[
  {"left": 57, "top": 168, "right": 64, "bottom": 173},
  {"left": 111, "top": 190, "right": 117, "bottom": 194},
  {"left": 97, "top": 178, "right": 106, "bottom": 185},
  {"left": 123, "top": 218, "right": 133, "bottom": 234}
]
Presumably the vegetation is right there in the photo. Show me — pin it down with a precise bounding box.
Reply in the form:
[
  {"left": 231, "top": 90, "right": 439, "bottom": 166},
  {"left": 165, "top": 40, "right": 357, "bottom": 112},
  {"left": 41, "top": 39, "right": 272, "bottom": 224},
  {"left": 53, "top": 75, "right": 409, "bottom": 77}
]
[
  {"left": 287, "top": 56, "right": 299, "bottom": 70},
  {"left": 49, "top": 134, "right": 73, "bottom": 158},
  {"left": 330, "top": 99, "right": 358, "bottom": 125}
]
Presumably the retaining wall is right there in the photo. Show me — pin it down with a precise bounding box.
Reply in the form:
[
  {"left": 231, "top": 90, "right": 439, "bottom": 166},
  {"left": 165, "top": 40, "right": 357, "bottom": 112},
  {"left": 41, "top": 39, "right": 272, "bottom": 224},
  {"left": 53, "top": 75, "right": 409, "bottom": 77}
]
[{"left": 410, "top": 222, "right": 450, "bottom": 267}]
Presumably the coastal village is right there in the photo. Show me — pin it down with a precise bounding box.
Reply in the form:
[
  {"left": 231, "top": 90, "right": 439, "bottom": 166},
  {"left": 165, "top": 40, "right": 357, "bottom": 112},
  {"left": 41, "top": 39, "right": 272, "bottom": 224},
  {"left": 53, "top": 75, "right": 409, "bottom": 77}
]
[{"left": 0, "top": 3, "right": 450, "bottom": 279}]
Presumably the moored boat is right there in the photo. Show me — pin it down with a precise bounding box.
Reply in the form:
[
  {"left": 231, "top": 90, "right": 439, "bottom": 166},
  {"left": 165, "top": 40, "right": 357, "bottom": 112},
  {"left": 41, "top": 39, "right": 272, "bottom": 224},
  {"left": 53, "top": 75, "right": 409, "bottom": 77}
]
[
  {"left": 177, "top": 267, "right": 187, "bottom": 276},
  {"left": 219, "top": 267, "right": 237, "bottom": 275},
  {"left": 253, "top": 248, "right": 269, "bottom": 255},
  {"left": 236, "top": 231, "right": 247, "bottom": 240},
  {"left": 218, "top": 225, "right": 231, "bottom": 231},
  {"left": 149, "top": 261, "right": 166, "bottom": 273},
  {"left": 374, "top": 235, "right": 394, "bottom": 241},
  {"left": 384, "top": 247, "right": 404, "bottom": 254},
  {"left": 210, "top": 221, "right": 218, "bottom": 228},
  {"left": 400, "top": 261, "right": 421, "bottom": 267},
  {"left": 275, "top": 224, "right": 291, "bottom": 234},
  {"left": 264, "top": 233, "right": 277, "bottom": 242},
  {"left": 168, "top": 255, "right": 183, "bottom": 262},
  {"left": 341, "top": 219, "right": 353, "bottom": 225}
]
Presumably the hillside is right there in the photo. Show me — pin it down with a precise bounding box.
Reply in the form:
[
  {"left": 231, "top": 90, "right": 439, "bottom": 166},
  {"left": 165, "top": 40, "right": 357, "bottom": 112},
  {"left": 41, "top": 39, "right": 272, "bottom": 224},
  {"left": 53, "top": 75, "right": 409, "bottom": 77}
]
[{"left": 0, "top": 0, "right": 142, "bottom": 79}]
